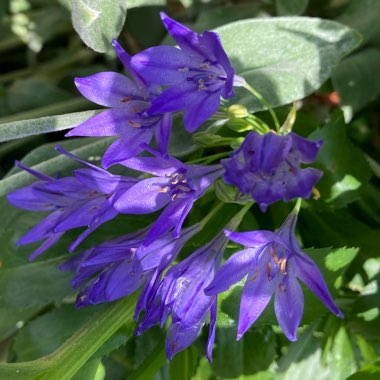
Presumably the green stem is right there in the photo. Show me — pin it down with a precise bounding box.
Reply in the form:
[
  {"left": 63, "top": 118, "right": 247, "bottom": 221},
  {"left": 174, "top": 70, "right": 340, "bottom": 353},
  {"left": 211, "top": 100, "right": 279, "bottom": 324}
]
[
  {"left": 200, "top": 202, "right": 225, "bottom": 228},
  {"left": 243, "top": 82, "right": 280, "bottom": 132},
  {"left": 226, "top": 201, "right": 254, "bottom": 231},
  {"left": 186, "top": 151, "right": 230, "bottom": 164},
  {"left": 292, "top": 198, "right": 303, "bottom": 215},
  {"left": 41, "top": 293, "right": 138, "bottom": 380}
]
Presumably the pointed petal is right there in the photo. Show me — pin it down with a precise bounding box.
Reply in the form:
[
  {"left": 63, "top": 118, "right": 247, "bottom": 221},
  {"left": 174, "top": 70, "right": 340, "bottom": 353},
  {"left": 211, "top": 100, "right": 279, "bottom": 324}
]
[
  {"left": 113, "top": 177, "right": 171, "bottom": 214},
  {"left": 155, "top": 113, "right": 172, "bottom": 157},
  {"left": 205, "top": 248, "right": 262, "bottom": 295},
  {"left": 160, "top": 12, "right": 205, "bottom": 58},
  {"left": 274, "top": 267, "right": 304, "bottom": 341},
  {"left": 7, "top": 186, "right": 54, "bottom": 211},
  {"left": 74, "top": 72, "right": 145, "bottom": 107},
  {"left": 112, "top": 39, "right": 146, "bottom": 87},
  {"left": 237, "top": 260, "right": 275, "bottom": 339},
  {"left": 28, "top": 232, "right": 65, "bottom": 261},
  {"left": 225, "top": 230, "right": 279, "bottom": 248},
  {"left": 131, "top": 46, "right": 193, "bottom": 85},
  {"left": 183, "top": 91, "right": 221, "bottom": 132},
  {"left": 206, "top": 300, "right": 217, "bottom": 362},
  {"left": 66, "top": 109, "right": 143, "bottom": 137},
  {"left": 165, "top": 321, "right": 203, "bottom": 360},
  {"left": 294, "top": 250, "right": 343, "bottom": 318},
  {"left": 143, "top": 198, "right": 189, "bottom": 246},
  {"left": 119, "top": 155, "right": 182, "bottom": 177},
  {"left": 289, "top": 133, "right": 323, "bottom": 163},
  {"left": 101, "top": 128, "right": 154, "bottom": 168},
  {"left": 14, "top": 161, "right": 53, "bottom": 181}
]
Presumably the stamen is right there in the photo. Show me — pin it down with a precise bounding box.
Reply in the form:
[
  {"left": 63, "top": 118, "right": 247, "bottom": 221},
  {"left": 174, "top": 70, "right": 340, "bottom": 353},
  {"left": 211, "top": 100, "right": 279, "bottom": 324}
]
[
  {"left": 177, "top": 67, "right": 189, "bottom": 72},
  {"left": 249, "top": 267, "right": 259, "bottom": 282},
  {"left": 267, "top": 261, "right": 272, "bottom": 281},
  {"left": 158, "top": 186, "right": 170, "bottom": 193},
  {"left": 198, "top": 84, "right": 207, "bottom": 91},
  {"left": 278, "top": 258, "right": 287, "bottom": 274},
  {"left": 177, "top": 185, "right": 191, "bottom": 192},
  {"left": 271, "top": 247, "right": 279, "bottom": 264},
  {"left": 278, "top": 280, "right": 287, "bottom": 292},
  {"left": 120, "top": 96, "right": 132, "bottom": 103},
  {"left": 128, "top": 120, "right": 141, "bottom": 128}
]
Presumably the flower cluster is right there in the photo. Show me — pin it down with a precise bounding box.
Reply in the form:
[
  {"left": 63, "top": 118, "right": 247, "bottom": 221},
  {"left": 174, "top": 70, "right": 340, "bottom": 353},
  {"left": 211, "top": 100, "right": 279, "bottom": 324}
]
[{"left": 7, "top": 13, "right": 340, "bottom": 361}]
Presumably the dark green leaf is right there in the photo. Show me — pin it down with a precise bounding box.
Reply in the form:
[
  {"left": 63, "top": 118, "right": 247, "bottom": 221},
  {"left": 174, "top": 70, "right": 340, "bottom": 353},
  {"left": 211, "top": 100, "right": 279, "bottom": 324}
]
[
  {"left": 169, "top": 345, "right": 199, "bottom": 380},
  {"left": 332, "top": 48, "right": 380, "bottom": 122},
  {"left": 276, "top": 0, "right": 309, "bottom": 16},
  {"left": 308, "top": 116, "right": 371, "bottom": 207}
]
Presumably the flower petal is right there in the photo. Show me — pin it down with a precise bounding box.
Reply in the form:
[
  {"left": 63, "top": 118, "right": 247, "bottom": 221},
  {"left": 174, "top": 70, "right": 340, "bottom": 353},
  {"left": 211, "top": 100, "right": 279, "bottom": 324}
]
[
  {"left": 289, "top": 133, "right": 323, "bottom": 163},
  {"left": 205, "top": 248, "right": 261, "bottom": 295},
  {"left": 237, "top": 259, "right": 276, "bottom": 339},
  {"left": 66, "top": 109, "right": 142, "bottom": 137},
  {"left": 165, "top": 321, "right": 203, "bottom": 360},
  {"left": 274, "top": 264, "right": 304, "bottom": 341},
  {"left": 113, "top": 177, "right": 171, "bottom": 214},
  {"left": 155, "top": 112, "right": 172, "bottom": 157},
  {"left": 120, "top": 156, "right": 182, "bottom": 177},
  {"left": 131, "top": 46, "right": 194, "bottom": 85},
  {"left": 28, "top": 232, "right": 65, "bottom": 261},
  {"left": 101, "top": 128, "right": 154, "bottom": 169},
  {"left": 225, "top": 230, "right": 280, "bottom": 248},
  {"left": 74, "top": 72, "right": 146, "bottom": 107},
  {"left": 294, "top": 250, "right": 343, "bottom": 318},
  {"left": 206, "top": 300, "right": 217, "bottom": 362}
]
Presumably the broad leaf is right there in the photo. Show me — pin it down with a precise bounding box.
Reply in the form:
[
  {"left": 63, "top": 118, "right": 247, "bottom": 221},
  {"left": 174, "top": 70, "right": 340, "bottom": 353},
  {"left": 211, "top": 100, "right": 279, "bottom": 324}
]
[
  {"left": 71, "top": 0, "right": 128, "bottom": 53},
  {"left": 308, "top": 116, "right": 371, "bottom": 207},
  {"left": 332, "top": 48, "right": 380, "bottom": 122},
  {"left": 215, "top": 17, "right": 360, "bottom": 111}
]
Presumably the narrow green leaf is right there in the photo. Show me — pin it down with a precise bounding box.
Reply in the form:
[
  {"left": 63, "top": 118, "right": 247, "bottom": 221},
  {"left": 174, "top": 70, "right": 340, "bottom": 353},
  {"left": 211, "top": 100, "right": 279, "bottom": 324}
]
[
  {"left": 332, "top": 48, "right": 380, "bottom": 122},
  {"left": 169, "top": 346, "right": 199, "bottom": 380},
  {"left": 71, "top": 0, "right": 128, "bottom": 53},
  {"left": 0, "top": 109, "right": 99, "bottom": 143},
  {"left": 215, "top": 18, "right": 360, "bottom": 111},
  {"left": 0, "top": 137, "right": 114, "bottom": 197}
]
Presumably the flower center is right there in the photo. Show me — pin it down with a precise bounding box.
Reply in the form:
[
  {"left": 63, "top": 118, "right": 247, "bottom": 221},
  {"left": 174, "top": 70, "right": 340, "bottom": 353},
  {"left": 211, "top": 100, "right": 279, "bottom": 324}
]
[{"left": 159, "top": 169, "right": 195, "bottom": 201}]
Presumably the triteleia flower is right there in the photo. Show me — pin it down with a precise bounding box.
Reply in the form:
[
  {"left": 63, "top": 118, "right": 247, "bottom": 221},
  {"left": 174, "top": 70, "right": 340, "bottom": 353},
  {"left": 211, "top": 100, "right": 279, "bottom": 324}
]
[
  {"left": 205, "top": 211, "right": 343, "bottom": 341},
  {"left": 66, "top": 40, "right": 172, "bottom": 168},
  {"left": 7, "top": 147, "right": 138, "bottom": 259},
  {"left": 60, "top": 223, "right": 200, "bottom": 308},
  {"left": 222, "top": 131, "right": 323, "bottom": 211},
  {"left": 114, "top": 149, "right": 224, "bottom": 245},
  {"left": 136, "top": 230, "right": 227, "bottom": 361},
  {"left": 131, "top": 12, "right": 236, "bottom": 132}
]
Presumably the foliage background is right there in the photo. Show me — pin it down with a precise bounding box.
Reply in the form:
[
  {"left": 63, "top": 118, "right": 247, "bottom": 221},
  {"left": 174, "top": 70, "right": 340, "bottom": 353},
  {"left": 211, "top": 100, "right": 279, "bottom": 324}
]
[{"left": 0, "top": 0, "right": 379, "bottom": 379}]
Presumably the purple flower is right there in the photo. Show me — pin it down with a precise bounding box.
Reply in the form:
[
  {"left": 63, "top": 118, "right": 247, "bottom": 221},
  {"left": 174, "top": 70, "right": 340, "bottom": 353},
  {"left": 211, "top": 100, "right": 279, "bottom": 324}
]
[
  {"left": 7, "top": 147, "right": 138, "bottom": 259},
  {"left": 131, "top": 12, "right": 236, "bottom": 132},
  {"left": 222, "top": 131, "right": 323, "bottom": 211},
  {"left": 66, "top": 40, "right": 172, "bottom": 168},
  {"left": 136, "top": 231, "right": 227, "bottom": 361},
  {"left": 60, "top": 223, "right": 201, "bottom": 308},
  {"left": 205, "top": 212, "right": 343, "bottom": 341},
  {"left": 114, "top": 149, "right": 224, "bottom": 245}
]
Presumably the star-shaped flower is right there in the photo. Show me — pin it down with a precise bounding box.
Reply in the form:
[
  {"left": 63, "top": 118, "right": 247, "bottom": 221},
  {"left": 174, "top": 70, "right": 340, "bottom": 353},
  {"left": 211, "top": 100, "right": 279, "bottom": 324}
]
[
  {"left": 205, "top": 211, "right": 343, "bottom": 341},
  {"left": 66, "top": 40, "right": 172, "bottom": 168},
  {"left": 131, "top": 12, "right": 236, "bottom": 132}
]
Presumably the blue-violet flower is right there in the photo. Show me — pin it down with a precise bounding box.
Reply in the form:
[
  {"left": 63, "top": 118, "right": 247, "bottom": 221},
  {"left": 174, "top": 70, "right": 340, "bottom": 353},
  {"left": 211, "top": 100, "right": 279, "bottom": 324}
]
[
  {"left": 205, "top": 211, "right": 343, "bottom": 341},
  {"left": 7, "top": 147, "right": 138, "bottom": 259},
  {"left": 114, "top": 149, "right": 224, "bottom": 245},
  {"left": 131, "top": 12, "right": 236, "bottom": 132},
  {"left": 222, "top": 131, "right": 323, "bottom": 211},
  {"left": 66, "top": 40, "right": 172, "bottom": 168}
]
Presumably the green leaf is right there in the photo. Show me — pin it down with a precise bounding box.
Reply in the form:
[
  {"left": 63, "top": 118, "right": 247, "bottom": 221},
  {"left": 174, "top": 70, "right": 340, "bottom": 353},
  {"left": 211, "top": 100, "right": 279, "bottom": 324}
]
[
  {"left": 308, "top": 116, "right": 371, "bottom": 207},
  {"left": 276, "top": 0, "right": 309, "bottom": 16},
  {"left": 0, "top": 137, "right": 114, "bottom": 196},
  {"left": 0, "top": 294, "right": 138, "bottom": 380},
  {"left": 347, "top": 361, "right": 380, "bottom": 380},
  {"left": 215, "top": 17, "right": 360, "bottom": 111},
  {"left": 71, "top": 0, "right": 128, "bottom": 53},
  {"left": 0, "top": 109, "right": 99, "bottom": 143},
  {"left": 13, "top": 305, "right": 100, "bottom": 361},
  {"left": 0, "top": 257, "right": 72, "bottom": 308},
  {"left": 169, "top": 345, "right": 199, "bottom": 380},
  {"left": 337, "top": 0, "right": 380, "bottom": 47},
  {"left": 332, "top": 48, "right": 380, "bottom": 122}
]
